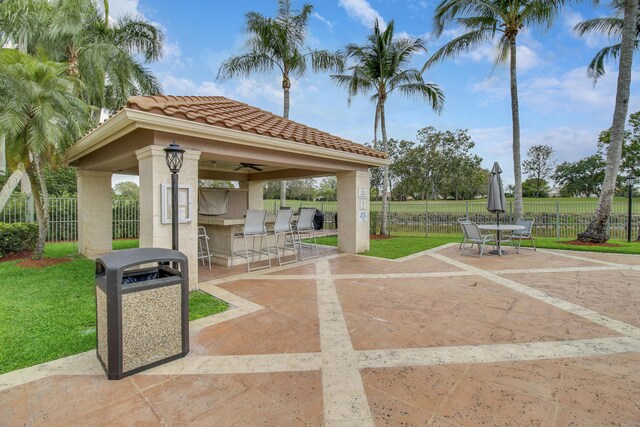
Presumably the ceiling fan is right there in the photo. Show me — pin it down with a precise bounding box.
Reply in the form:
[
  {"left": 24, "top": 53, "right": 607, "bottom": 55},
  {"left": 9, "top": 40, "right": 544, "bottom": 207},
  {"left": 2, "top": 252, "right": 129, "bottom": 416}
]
[{"left": 234, "top": 162, "right": 264, "bottom": 172}]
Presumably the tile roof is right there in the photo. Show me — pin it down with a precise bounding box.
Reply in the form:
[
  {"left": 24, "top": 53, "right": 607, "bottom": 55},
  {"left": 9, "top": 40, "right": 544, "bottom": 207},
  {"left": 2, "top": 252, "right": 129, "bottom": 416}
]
[{"left": 125, "top": 95, "right": 387, "bottom": 159}]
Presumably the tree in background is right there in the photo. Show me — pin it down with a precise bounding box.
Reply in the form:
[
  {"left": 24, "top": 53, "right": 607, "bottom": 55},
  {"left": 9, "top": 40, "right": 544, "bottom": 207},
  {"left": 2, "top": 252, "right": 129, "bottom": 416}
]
[
  {"left": 0, "top": 50, "right": 91, "bottom": 258},
  {"left": 218, "top": 0, "right": 344, "bottom": 208},
  {"left": 317, "top": 177, "right": 337, "bottom": 201},
  {"left": 574, "top": 0, "right": 640, "bottom": 81},
  {"left": 44, "top": 167, "right": 77, "bottom": 196},
  {"left": 579, "top": 0, "right": 638, "bottom": 242},
  {"left": 523, "top": 144, "right": 555, "bottom": 198},
  {"left": 113, "top": 181, "right": 139, "bottom": 198},
  {"left": 597, "top": 111, "right": 640, "bottom": 177},
  {"left": 332, "top": 20, "right": 444, "bottom": 234},
  {"left": 553, "top": 155, "right": 607, "bottom": 197},
  {"left": 429, "top": 0, "right": 566, "bottom": 219},
  {"left": 522, "top": 178, "right": 551, "bottom": 198}
]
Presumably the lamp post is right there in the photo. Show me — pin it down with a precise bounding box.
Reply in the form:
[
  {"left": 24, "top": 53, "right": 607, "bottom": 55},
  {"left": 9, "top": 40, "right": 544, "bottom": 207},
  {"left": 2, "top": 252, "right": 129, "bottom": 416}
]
[
  {"left": 625, "top": 175, "right": 635, "bottom": 243},
  {"left": 164, "top": 142, "right": 185, "bottom": 251}
]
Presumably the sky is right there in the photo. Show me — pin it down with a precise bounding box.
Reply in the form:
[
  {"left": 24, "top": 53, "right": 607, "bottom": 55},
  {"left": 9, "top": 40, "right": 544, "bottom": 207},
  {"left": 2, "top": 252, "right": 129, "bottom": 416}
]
[{"left": 108, "top": 0, "right": 636, "bottom": 187}]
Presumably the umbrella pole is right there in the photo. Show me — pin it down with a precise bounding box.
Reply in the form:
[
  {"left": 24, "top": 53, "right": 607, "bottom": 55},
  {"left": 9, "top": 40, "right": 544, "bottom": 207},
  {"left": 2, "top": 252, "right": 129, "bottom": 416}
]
[{"left": 496, "top": 212, "right": 501, "bottom": 255}]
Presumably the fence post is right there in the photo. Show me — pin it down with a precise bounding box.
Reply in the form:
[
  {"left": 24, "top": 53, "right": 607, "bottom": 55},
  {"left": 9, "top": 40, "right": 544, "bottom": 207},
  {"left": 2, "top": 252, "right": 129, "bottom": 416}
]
[
  {"left": 509, "top": 201, "right": 513, "bottom": 220},
  {"left": 425, "top": 200, "right": 429, "bottom": 238},
  {"left": 555, "top": 201, "right": 560, "bottom": 239},
  {"left": 465, "top": 200, "right": 469, "bottom": 219}
]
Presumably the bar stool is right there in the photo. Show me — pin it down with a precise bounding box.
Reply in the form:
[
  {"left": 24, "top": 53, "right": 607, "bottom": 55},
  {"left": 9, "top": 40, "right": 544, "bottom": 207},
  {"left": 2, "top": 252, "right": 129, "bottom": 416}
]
[
  {"left": 232, "top": 209, "right": 271, "bottom": 272},
  {"left": 268, "top": 208, "right": 298, "bottom": 265},
  {"left": 197, "top": 226, "right": 212, "bottom": 270},
  {"left": 293, "top": 208, "right": 318, "bottom": 260}
]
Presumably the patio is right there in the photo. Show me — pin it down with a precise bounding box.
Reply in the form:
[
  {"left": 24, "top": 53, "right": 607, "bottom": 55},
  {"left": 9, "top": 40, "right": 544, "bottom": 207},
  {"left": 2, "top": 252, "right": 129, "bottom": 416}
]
[{"left": 2, "top": 243, "right": 640, "bottom": 426}]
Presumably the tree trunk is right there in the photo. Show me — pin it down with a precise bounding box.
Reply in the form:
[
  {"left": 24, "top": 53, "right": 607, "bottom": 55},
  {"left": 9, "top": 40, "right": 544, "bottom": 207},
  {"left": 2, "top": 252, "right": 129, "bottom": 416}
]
[
  {"left": 380, "top": 101, "right": 389, "bottom": 236},
  {"left": 509, "top": 36, "right": 524, "bottom": 219},
  {"left": 0, "top": 135, "right": 5, "bottom": 174},
  {"left": 26, "top": 156, "right": 49, "bottom": 259},
  {"left": 579, "top": 0, "right": 638, "bottom": 243},
  {"left": 0, "top": 169, "right": 25, "bottom": 212},
  {"left": 280, "top": 73, "right": 291, "bottom": 207}
]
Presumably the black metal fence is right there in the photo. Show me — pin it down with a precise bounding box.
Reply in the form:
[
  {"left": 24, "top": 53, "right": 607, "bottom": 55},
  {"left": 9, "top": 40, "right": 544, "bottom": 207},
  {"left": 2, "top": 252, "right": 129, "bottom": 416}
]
[{"left": 2, "top": 196, "right": 639, "bottom": 241}]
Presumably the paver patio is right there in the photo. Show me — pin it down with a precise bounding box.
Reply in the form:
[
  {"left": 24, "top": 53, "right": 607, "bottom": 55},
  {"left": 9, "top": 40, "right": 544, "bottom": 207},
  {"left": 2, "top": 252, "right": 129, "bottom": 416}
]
[{"left": 1, "top": 243, "right": 640, "bottom": 426}]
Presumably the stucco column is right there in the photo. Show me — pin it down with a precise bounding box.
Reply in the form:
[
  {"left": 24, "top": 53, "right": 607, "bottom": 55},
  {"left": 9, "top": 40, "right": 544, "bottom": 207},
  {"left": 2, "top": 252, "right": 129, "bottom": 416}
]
[
  {"left": 77, "top": 169, "right": 113, "bottom": 258},
  {"left": 239, "top": 181, "right": 264, "bottom": 210},
  {"left": 337, "top": 171, "right": 370, "bottom": 254},
  {"left": 136, "top": 145, "right": 201, "bottom": 289}
]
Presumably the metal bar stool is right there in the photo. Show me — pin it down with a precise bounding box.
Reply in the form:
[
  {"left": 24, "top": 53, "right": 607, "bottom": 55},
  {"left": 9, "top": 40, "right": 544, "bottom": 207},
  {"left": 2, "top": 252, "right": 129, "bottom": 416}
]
[
  {"left": 268, "top": 208, "right": 298, "bottom": 265},
  {"left": 197, "top": 226, "right": 212, "bottom": 270},
  {"left": 232, "top": 209, "right": 271, "bottom": 272},
  {"left": 293, "top": 208, "right": 318, "bottom": 260}
]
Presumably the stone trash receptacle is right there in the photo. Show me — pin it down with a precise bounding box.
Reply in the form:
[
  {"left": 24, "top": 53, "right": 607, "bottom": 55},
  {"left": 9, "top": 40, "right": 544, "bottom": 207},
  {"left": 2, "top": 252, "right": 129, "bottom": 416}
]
[{"left": 95, "top": 248, "right": 189, "bottom": 380}]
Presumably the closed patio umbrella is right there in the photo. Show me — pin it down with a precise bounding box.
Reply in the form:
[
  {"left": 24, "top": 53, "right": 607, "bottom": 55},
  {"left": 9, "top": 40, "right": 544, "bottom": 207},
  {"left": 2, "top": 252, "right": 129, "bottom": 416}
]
[
  {"left": 487, "top": 162, "right": 507, "bottom": 255},
  {"left": 487, "top": 162, "right": 506, "bottom": 226}
]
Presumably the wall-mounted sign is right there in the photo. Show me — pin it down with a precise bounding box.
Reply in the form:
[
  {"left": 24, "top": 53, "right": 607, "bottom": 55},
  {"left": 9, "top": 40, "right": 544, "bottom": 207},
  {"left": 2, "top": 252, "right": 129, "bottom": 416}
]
[
  {"left": 161, "top": 183, "right": 193, "bottom": 224},
  {"left": 358, "top": 188, "right": 368, "bottom": 199},
  {"left": 359, "top": 210, "right": 368, "bottom": 223}
]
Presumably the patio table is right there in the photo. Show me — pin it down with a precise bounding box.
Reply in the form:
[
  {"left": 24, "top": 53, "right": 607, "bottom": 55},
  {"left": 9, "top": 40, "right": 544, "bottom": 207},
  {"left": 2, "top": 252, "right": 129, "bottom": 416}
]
[{"left": 477, "top": 224, "right": 525, "bottom": 256}]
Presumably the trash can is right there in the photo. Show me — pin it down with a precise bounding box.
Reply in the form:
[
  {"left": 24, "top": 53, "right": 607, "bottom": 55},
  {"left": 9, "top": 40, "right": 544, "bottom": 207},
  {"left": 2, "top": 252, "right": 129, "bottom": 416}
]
[
  {"left": 95, "top": 248, "right": 189, "bottom": 380},
  {"left": 313, "top": 210, "right": 324, "bottom": 230}
]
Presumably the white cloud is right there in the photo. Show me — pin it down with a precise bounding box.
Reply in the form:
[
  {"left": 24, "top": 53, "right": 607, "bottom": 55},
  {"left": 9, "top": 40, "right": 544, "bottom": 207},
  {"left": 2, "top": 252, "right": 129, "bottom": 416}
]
[
  {"left": 311, "top": 12, "right": 334, "bottom": 31},
  {"left": 563, "top": 9, "right": 610, "bottom": 48},
  {"left": 233, "top": 78, "right": 283, "bottom": 108},
  {"left": 338, "top": 0, "right": 385, "bottom": 28},
  {"left": 161, "top": 75, "right": 226, "bottom": 96},
  {"left": 105, "top": 0, "right": 142, "bottom": 19}
]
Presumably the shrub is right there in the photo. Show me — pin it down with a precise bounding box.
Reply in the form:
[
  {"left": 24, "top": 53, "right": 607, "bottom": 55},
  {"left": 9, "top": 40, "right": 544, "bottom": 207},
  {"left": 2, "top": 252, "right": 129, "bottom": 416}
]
[{"left": 0, "top": 222, "right": 38, "bottom": 257}]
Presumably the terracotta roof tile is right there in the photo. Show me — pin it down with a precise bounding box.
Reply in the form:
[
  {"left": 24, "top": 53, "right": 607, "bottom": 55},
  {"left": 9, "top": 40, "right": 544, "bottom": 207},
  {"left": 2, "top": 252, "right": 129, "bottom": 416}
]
[{"left": 125, "top": 95, "right": 386, "bottom": 160}]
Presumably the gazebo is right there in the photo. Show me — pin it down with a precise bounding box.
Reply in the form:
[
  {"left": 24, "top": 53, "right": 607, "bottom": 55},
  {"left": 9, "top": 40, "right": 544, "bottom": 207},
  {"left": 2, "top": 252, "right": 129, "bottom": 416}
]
[{"left": 67, "top": 95, "right": 388, "bottom": 287}]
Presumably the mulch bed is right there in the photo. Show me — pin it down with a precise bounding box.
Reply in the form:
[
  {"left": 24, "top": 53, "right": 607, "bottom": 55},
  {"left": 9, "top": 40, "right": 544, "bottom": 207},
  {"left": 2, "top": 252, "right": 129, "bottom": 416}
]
[
  {"left": 370, "top": 234, "right": 395, "bottom": 240},
  {"left": 0, "top": 252, "right": 33, "bottom": 263},
  {"left": 560, "top": 240, "right": 622, "bottom": 248},
  {"left": 0, "top": 251, "right": 71, "bottom": 268}
]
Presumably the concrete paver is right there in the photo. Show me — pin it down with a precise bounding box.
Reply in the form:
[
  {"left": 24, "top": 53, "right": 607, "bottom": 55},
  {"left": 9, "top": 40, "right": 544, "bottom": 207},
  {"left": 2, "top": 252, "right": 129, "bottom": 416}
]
[{"left": 2, "top": 243, "right": 640, "bottom": 426}]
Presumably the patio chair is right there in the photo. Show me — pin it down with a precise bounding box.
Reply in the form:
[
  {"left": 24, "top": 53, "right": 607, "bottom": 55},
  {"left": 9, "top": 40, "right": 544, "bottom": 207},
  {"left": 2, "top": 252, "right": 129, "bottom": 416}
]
[
  {"left": 458, "top": 220, "right": 496, "bottom": 257},
  {"left": 508, "top": 217, "right": 537, "bottom": 253},
  {"left": 268, "top": 208, "right": 298, "bottom": 265},
  {"left": 293, "top": 208, "right": 319, "bottom": 260},
  {"left": 197, "top": 226, "right": 213, "bottom": 270},
  {"left": 232, "top": 210, "right": 272, "bottom": 272},
  {"left": 458, "top": 217, "right": 470, "bottom": 249}
]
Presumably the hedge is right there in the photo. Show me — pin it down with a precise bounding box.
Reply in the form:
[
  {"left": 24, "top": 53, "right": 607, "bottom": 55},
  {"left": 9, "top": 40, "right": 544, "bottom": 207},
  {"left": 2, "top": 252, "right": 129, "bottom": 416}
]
[{"left": 0, "top": 222, "right": 39, "bottom": 257}]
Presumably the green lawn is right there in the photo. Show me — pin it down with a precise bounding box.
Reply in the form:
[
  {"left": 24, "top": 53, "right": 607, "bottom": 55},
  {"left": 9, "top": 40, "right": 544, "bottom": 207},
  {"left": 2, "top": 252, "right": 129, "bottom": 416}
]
[
  {"left": 0, "top": 240, "right": 228, "bottom": 375},
  {"left": 314, "top": 235, "right": 640, "bottom": 259}
]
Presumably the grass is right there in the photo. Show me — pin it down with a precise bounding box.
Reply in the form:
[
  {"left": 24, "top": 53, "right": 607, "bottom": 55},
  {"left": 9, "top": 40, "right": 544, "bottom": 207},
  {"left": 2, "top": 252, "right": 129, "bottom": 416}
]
[
  {"left": 0, "top": 240, "right": 228, "bottom": 375},
  {"left": 314, "top": 235, "right": 640, "bottom": 259}
]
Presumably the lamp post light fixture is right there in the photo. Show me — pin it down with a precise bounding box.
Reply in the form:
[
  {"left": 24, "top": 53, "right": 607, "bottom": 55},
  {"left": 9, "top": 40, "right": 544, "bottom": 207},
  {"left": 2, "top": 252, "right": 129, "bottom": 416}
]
[
  {"left": 626, "top": 175, "right": 636, "bottom": 243},
  {"left": 164, "top": 142, "right": 185, "bottom": 251}
]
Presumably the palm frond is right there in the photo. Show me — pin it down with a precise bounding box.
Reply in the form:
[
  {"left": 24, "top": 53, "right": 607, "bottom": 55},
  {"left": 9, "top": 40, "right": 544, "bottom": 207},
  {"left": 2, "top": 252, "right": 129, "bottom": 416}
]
[
  {"left": 574, "top": 17, "right": 624, "bottom": 38},
  {"left": 426, "top": 28, "right": 493, "bottom": 67},
  {"left": 217, "top": 52, "right": 279, "bottom": 80}
]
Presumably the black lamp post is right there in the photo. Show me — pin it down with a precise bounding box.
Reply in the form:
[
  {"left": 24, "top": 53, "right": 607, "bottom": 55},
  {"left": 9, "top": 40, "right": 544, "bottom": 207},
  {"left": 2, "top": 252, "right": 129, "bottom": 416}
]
[
  {"left": 626, "top": 175, "right": 636, "bottom": 243},
  {"left": 164, "top": 142, "right": 185, "bottom": 251}
]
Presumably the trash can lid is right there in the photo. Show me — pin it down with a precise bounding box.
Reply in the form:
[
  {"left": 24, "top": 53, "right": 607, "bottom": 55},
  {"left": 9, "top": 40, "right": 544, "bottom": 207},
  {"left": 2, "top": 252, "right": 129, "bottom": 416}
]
[{"left": 97, "top": 248, "right": 187, "bottom": 271}]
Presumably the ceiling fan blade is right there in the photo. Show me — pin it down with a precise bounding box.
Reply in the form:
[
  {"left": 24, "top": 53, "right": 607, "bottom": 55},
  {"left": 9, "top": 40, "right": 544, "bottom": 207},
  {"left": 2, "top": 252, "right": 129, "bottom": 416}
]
[
  {"left": 233, "top": 166, "right": 243, "bottom": 171},
  {"left": 250, "top": 165, "right": 263, "bottom": 171}
]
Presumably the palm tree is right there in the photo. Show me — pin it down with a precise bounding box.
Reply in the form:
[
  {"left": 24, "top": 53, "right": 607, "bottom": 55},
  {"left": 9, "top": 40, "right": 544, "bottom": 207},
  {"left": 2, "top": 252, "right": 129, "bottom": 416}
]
[
  {"left": 0, "top": 0, "right": 164, "bottom": 212},
  {"left": 217, "top": 0, "right": 344, "bottom": 207},
  {"left": 578, "top": 0, "right": 639, "bottom": 242},
  {"left": 428, "top": 0, "right": 565, "bottom": 219},
  {"left": 47, "top": 0, "right": 164, "bottom": 116},
  {"left": 332, "top": 20, "right": 444, "bottom": 235},
  {"left": 0, "top": 49, "right": 92, "bottom": 258},
  {"left": 574, "top": 0, "right": 639, "bottom": 81}
]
